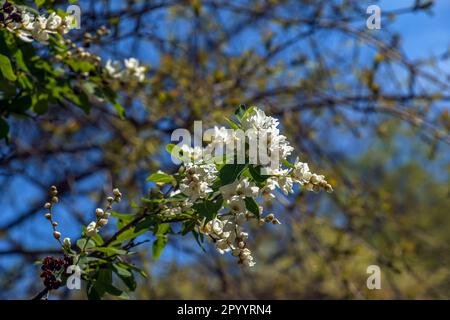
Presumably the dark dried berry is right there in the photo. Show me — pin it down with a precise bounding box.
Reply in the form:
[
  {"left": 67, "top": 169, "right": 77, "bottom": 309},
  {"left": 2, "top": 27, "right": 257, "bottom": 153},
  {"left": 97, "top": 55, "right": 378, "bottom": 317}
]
[
  {"left": 2, "top": 1, "right": 13, "bottom": 14},
  {"left": 63, "top": 256, "right": 74, "bottom": 269},
  {"left": 10, "top": 12, "right": 21, "bottom": 22}
]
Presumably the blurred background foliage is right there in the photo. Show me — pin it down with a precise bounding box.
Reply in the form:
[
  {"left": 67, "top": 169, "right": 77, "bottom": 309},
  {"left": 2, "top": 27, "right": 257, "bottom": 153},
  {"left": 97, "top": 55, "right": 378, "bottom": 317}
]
[{"left": 0, "top": 0, "right": 449, "bottom": 299}]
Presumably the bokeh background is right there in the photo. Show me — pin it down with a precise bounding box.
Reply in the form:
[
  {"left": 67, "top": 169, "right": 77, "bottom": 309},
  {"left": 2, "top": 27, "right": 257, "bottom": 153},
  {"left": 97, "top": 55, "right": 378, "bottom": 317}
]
[{"left": 0, "top": 0, "right": 449, "bottom": 299}]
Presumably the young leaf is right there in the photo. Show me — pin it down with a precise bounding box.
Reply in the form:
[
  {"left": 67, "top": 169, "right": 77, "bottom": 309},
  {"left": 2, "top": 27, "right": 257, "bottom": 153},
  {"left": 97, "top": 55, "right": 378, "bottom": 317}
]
[
  {"left": 234, "top": 104, "right": 247, "bottom": 119},
  {"left": 219, "top": 164, "right": 246, "bottom": 185},
  {"left": 147, "top": 172, "right": 175, "bottom": 184},
  {"left": 152, "top": 235, "right": 168, "bottom": 259},
  {"left": 193, "top": 196, "right": 223, "bottom": 222},
  {"left": 244, "top": 197, "right": 260, "bottom": 219},
  {"left": 0, "top": 54, "right": 17, "bottom": 81}
]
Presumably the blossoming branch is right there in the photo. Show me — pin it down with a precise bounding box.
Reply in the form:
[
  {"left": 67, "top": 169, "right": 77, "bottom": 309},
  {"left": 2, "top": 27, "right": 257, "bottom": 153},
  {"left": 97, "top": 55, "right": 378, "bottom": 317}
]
[{"left": 33, "top": 105, "right": 333, "bottom": 300}]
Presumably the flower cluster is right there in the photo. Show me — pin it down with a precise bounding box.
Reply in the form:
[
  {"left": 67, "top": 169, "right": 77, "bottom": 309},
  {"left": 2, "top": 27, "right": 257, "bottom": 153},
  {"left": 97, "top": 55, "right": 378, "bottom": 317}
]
[
  {"left": 161, "top": 106, "right": 333, "bottom": 267},
  {"left": 179, "top": 162, "right": 218, "bottom": 201},
  {"left": 85, "top": 188, "right": 122, "bottom": 237},
  {"left": 0, "top": 1, "right": 74, "bottom": 43},
  {"left": 105, "top": 58, "right": 147, "bottom": 84},
  {"left": 40, "top": 255, "right": 73, "bottom": 290},
  {"left": 203, "top": 213, "right": 255, "bottom": 266}
]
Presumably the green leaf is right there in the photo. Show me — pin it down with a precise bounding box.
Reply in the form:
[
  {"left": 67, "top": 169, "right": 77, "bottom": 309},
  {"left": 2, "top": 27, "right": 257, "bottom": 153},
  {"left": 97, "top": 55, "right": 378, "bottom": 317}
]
[
  {"left": 244, "top": 197, "right": 260, "bottom": 219},
  {"left": 235, "top": 104, "right": 247, "bottom": 119},
  {"left": 193, "top": 196, "right": 223, "bottom": 222},
  {"left": 152, "top": 235, "right": 168, "bottom": 259},
  {"left": 192, "top": 230, "right": 206, "bottom": 252},
  {"left": 90, "top": 233, "right": 104, "bottom": 246},
  {"left": 119, "top": 262, "right": 148, "bottom": 278},
  {"left": 165, "top": 143, "right": 184, "bottom": 161},
  {"left": 112, "top": 101, "right": 126, "bottom": 119},
  {"left": 282, "top": 159, "right": 296, "bottom": 169},
  {"left": 135, "top": 215, "right": 156, "bottom": 232},
  {"left": 110, "top": 227, "right": 147, "bottom": 245},
  {"left": 87, "top": 268, "right": 112, "bottom": 300},
  {"left": 0, "top": 54, "right": 16, "bottom": 81},
  {"left": 248, "top": 165, "right": 268, "bottom": 183},
  {"left": 219, "top": 164, "right": 246, "bottom": 185},
  {"left": 112, "top": 263, "right": 137, "bottom": 291},
  {"left": 111, "top": 211, "right": 135, "bottom": 229},
  {"left": 77, "top": 238, "right": 96, "bottom": 250},
  {"left": 14, "top": 49, "right": 29, "bottom": 72},
  {"left": 155, "top": 223, "right": 171, "bottom": 235},
  {"left": 0, "top": 117, "right": 9, "bottom": 140},
  {"left": 225, "top": 117, "right": 240, "bottom": 130},
  {"left": 147, "top": 172, "right": 175, "bottom": 184},
  {"left": 104, "top": 284, "right": 130, "bottom": 299},
  {"left": 181, "top": 220, "right": 196, "bottom": 235},
  {"left": 94, "top": 247, "right": 127, "bottom": 256}
]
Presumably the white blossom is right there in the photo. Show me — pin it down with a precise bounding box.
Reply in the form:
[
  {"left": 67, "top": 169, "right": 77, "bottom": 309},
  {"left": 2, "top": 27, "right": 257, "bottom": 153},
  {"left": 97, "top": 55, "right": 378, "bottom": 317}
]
[
  {"left": 104, "top": 58, "right": 147, "bottom": 84},
  {"left": 0, "top": 6, "right": 76, "bottom": 44}
]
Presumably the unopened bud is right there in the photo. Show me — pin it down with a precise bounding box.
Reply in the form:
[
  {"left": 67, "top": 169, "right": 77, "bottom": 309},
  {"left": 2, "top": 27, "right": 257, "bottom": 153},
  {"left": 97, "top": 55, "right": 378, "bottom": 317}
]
[
  {"left": 63, "top": 237, "right": 71, "bottom": 248},
  {"left": 98, "top": 218, "right": 108, "bottom": 227},
  {"left": 44, "top": 213, "right": 52, "bottom": 220},
  {"left": 95, "top": 208, "right": 104, "bottom": 218},
  {"left": 53, "top": 231, "right": 61, "bottom": 240},
  {"left": 44, "top": 202, "right": 51, "bottom": 209},
  {"left": 112, "top": 188, "right": 121, "bottom": 197}
]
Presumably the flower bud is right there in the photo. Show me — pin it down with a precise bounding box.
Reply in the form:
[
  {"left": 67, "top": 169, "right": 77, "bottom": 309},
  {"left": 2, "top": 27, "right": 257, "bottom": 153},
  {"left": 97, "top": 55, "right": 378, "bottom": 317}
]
[
  {"left": 112, "top": 188, "right": 121, "bottom": 197},
  {"left": 63, "top": 237, "right": 71, "bottom": 248},
  {"left": 53, "top": 231, "right": 61, "bottom": 240},
  {"left": 52, "top": 196, "right": 59, "bottom": 203},
  {"left": 95, "top": 208, "right": 104, "bottom": 218},
  {"left": 52, "top": 222, "right": 58, "bottom": 227},
  {"left": 44, "top": 213, "right": 52, "bottom": 220},
  {"left": 98, "top": 218, "right": 108, "bottom": 227},
  {"left": 107, "top": 196, "right": 114, "bottom": 203},
  {"left": 44, "top": 203, "right": 51, "bottom": 209},
  {"left": 272, "top": 218, "right": 281, "bottom": 225}
]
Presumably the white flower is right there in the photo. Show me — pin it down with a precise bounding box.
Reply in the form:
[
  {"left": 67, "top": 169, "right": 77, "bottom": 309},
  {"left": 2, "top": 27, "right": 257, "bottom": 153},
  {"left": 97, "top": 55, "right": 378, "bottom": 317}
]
[
  {"left": 180, "top": 145, "right": 203, "bottom": 163},
  {"left": 228, "top": 198, "right": 246, "bottom": 214},
  {"left": 211, "top": 219, "right": 224, "bottom": 235},
  {"left": 219, "top": 179, "right": 239, "bottom": 200},
  {"left": 59, "top": 15, "right": 75, "bottom": 34},
  {"left": 46, "top": 12, "right": 62, "bottom": 32},
  {"left": 219, "top": 177, "right": 259, "bottom": 200},
  {"left": 292, "top": 159, "right": 312, "bottom": 183},
  {"left": 180, "top": 162, "right": 217, "bottom": 201},
  {"left": 237, "top": 177, "right": 259, "bottom": 197},
  {"left": 260, "top": 178, "right": 277, "bottom": 199},
  {"left": 242, "top": 108, "right": 279, "bottom": 131},
  {"left": 123, "top": 58, "right": 146, "bottom": 82},
  {"left": 105, "top": 60, "right": 122, "bottom": 79}
]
